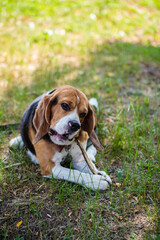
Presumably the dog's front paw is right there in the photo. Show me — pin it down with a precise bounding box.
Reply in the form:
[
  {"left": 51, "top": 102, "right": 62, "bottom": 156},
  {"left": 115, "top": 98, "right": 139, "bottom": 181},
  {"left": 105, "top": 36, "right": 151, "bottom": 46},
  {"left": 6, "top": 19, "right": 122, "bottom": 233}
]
[
  {"left": 97, "top": 171, "right": 112, "bottom": 185},
  {"left": 88, "top": 174, "right": 109, "bottom": 191},
  {"left": 83, "top": 174, "right": 111, "bottom": 191}
]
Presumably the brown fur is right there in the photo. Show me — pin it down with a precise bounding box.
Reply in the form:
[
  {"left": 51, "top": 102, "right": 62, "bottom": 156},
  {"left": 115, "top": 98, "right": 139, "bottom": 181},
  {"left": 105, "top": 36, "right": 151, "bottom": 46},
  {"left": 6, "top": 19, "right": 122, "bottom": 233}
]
[
  {"left": 29, "top": 127, "right": 56, "bottom": 175},
  {"left": 78, "top": 130, "right": 88, "bottom": 143}
]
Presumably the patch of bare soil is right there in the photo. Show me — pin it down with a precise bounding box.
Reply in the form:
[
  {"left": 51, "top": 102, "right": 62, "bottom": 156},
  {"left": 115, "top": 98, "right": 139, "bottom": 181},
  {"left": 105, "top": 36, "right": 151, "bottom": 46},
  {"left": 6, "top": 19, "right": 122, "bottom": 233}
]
[{"left": 139, "top": 62, "right": 160, "bottom": 83}]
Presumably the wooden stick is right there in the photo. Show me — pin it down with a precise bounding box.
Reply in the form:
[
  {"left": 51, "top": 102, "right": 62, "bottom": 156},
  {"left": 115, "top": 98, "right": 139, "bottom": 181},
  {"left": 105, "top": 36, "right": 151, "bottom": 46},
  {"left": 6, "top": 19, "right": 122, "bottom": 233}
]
[{"left": 76, "top": 139, "right": 97, "bottom": 175}]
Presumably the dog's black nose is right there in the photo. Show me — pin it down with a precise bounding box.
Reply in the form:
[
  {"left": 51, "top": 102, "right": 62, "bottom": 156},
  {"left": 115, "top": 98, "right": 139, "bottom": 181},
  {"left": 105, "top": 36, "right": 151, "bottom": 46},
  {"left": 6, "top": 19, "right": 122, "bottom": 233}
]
[{"left": 68, "top": 121, "right": 80, "bottom": 132}]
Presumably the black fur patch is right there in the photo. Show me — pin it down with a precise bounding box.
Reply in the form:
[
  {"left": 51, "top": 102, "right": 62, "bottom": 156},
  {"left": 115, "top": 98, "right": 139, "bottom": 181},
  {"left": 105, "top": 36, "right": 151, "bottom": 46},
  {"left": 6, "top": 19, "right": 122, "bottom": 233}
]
[{"left": 48, "top": 89, "right": 56, "bottom": 95}]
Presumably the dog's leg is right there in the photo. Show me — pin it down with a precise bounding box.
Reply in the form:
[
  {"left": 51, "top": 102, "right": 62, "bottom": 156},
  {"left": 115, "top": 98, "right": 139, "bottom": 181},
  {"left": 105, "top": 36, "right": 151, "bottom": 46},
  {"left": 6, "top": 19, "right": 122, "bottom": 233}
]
[
  {"left": 50, "top": 163, "right": 109, "bottom": 191},
  {"left": 86, "top": 144, "right": 97, "bottom": 162},
  {"left": 42, "top": 148, "right": 110, "bottom": 190},
  {"left": 71, "top": 140, "right": 93, "bottom": 174},
  {"left": 70, "top": 141, "right": 112, "bottom": 185},
  {"left": 86, "top": 145, "right": 110, "bottom": 179}
]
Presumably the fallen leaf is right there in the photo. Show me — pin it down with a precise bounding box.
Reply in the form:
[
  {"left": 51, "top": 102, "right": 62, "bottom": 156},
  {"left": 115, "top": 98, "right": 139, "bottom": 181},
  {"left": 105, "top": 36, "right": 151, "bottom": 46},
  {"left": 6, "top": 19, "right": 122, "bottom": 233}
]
[
  {"left": 118, "top": 216, "right": 123, "bottom": 220},
  {"left": 13, "top": 190, "right": 17, "bottom": 196},
  {"left": 74, "top": 228, "right": 78, "bottom": 231},
  {"left": 68, "top": 211, "right": 72, "bottom": 217},
  {"left": 111, "top": 159, "right": 116, "bottom": 164},
  {"left": 115, "top": 183, "right": 121, "bottom": 188},
  {"left": 107, "top": 118, "right": 114, "bottom": 123},
  {"left": 16, "top": 220, "right": 22, "bottom": 228},
  {"left": 107, "top": 72, "right": 114, "bottom": 77},
  {"left": 126, "top": 193, "right": 131, "bottom": 199},
  {"left": 4, "top": 213, "right": 11, "bottom": 217},
  {"left": 98, "top": 226, "right": 104, "bottom": 230},
  {"left": 133, "top": 196, "right": 139, "bottom": 202},
  {"left": 125, "top": 118, "right": 132, "bottom": 122},
  {"left": 112, "top": 228, "right": 118, "bottom": 231}
]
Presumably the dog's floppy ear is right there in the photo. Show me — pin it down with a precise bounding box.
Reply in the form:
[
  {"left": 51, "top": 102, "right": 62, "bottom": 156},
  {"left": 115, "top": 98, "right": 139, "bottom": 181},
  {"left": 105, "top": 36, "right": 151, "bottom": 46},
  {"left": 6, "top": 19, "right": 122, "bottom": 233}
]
[
  {"left": 82, "top": 104, "right": 104, "bottom": 151},
  {"left": 33, "top": 92, "right": 57, "bottom": 144},
  {"left": 33, "top": 95, "right": 51, "bottom": 144}
]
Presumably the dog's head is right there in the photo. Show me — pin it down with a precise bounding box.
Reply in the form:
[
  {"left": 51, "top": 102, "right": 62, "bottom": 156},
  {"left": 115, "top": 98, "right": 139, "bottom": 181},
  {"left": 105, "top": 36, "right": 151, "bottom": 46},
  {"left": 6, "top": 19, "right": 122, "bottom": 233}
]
[{"left": 33, "top": 85, "right": 103, "bottom": 151}]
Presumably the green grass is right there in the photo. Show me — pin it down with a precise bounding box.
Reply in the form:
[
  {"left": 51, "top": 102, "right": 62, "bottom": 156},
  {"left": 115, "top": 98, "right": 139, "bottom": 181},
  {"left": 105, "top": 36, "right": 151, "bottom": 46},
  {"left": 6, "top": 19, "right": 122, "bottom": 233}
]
[{"left": 0, "top": 0, "right": 160, "bottom": 239}]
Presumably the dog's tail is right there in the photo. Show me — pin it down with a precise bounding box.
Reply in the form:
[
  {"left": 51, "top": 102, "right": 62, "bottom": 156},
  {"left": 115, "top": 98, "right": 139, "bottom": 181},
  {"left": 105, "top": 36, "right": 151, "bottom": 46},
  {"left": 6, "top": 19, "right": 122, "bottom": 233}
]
[
  {"left": 9, "top": 136, "right": 24, "bottom": 149},
  {"left": 89, "top": 98, "right": 98, "bottom": 112}
]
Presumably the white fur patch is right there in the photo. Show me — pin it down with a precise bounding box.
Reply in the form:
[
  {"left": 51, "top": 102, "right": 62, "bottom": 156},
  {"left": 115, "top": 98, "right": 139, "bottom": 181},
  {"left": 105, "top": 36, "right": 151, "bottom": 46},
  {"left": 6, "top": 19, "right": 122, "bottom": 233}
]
[
  {"left": 89, "top": 98, "right": 98, "bottom": 110},
  {"left": 52, "top": 150, "right": 68, "bottom": 164},
  {"left": 54, "top": 107, "right": 80, "bottom": 135},
  {"left": 9, "top": 136, "right": 24, "bottom": 149},
  {"left": 50, "top": 107, "right": 81, "bottom": 145},
  {"left": 86, "top": 145, "right": 97, "bottom": 162},
  {"left": 51, "top": 164, "right": 109, "bottom": 190},
  {"left": 70, "top": 141, "right": 98, "bottom": 174}
]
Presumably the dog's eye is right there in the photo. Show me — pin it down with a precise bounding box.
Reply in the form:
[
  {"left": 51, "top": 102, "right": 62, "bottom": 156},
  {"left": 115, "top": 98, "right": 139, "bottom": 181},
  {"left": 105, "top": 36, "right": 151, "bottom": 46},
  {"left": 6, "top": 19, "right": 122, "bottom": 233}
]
[
  {"left": 61, "top": 103, "right": 70, "bottom": 111},
  {"left": 79, "top": 112, "right": 86, "bottom": 118}
]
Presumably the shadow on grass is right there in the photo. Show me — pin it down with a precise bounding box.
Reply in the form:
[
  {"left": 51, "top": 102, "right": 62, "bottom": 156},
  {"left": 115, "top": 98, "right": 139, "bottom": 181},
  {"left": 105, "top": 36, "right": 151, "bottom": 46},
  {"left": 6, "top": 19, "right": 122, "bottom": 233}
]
[{"left": 1, "top": 40, "right": 160, "bottom": 124}]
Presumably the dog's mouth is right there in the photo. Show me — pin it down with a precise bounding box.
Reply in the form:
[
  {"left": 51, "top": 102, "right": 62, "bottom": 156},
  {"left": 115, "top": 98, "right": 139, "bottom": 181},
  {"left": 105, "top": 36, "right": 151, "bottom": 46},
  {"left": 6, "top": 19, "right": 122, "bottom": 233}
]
[{"left": 48, "top": 128, "right": 73, "bottom": 142}]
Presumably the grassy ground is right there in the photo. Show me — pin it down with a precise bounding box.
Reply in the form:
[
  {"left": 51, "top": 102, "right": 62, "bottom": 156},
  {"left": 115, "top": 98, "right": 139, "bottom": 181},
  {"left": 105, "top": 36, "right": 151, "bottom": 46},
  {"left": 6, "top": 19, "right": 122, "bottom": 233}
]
[{"left": 0, "top": 0, "right": 160, "bottom": 239}]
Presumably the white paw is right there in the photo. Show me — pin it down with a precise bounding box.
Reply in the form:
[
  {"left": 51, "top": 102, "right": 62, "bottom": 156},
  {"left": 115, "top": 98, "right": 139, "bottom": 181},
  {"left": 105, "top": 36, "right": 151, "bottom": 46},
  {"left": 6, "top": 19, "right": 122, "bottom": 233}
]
[
  {"left": 83, "top": 174, "right": 110, "bottom": 191},
  {"left": 97, "top": 171, "right": 112, "bottom": 185}
]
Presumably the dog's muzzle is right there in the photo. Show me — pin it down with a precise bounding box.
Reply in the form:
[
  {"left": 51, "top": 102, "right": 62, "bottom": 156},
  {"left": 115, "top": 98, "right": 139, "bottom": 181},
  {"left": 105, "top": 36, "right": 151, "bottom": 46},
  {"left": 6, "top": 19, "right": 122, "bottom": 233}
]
[{"left": 68, "top": 120, "right": 81, "bottom": 133}]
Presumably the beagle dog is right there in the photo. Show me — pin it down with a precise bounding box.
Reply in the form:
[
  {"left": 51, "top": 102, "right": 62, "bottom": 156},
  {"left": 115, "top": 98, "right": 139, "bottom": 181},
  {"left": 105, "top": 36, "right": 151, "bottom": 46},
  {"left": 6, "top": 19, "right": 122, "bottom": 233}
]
[{"left": 10, "top": 86, "right": 112, "bottom": 190}]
